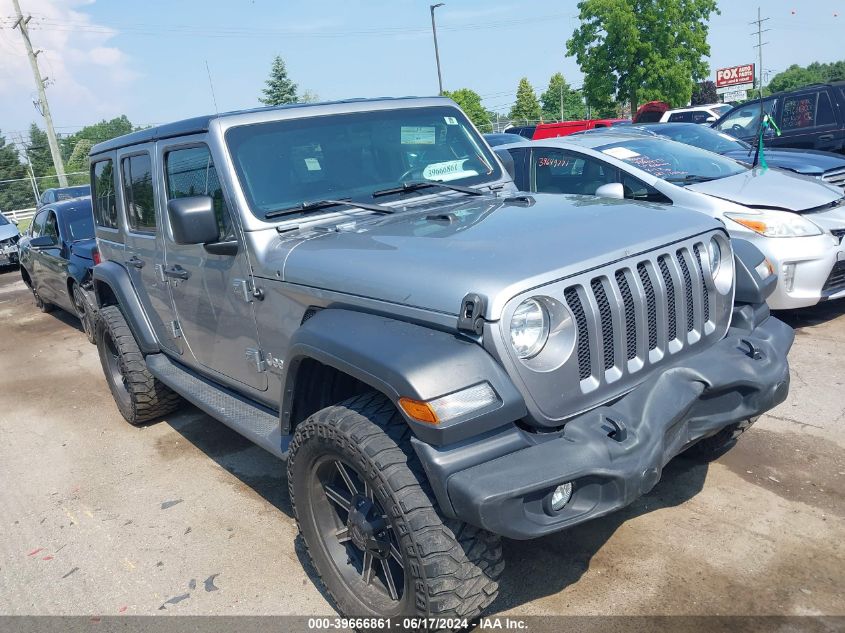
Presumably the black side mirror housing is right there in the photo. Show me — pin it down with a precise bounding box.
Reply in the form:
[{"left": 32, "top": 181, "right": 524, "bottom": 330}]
[
  {"left": 167, "top": 196, "right": 219, "bottom": 245},
  {"left": 30, "top": 235, "right": 57, "bottom": 248}
]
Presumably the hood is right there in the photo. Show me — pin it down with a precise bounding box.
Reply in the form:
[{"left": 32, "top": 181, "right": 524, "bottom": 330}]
[
  {"left": 275, "top": 194, "right": 720, "bottom": 319},
  {"left": 721, "top": 148, "right": 845, "bottom": 175},
  {"left": 0, "top": 223, "right": 19, "bottom": 241},
  {"left": 69, "top": 238, "right": 97, "bottom": 261},
  {"left": 685, "top": 167, "right": 844, "bottom": 212}
]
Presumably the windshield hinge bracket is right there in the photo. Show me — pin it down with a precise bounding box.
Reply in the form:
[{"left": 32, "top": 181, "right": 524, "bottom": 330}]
[{"left": 457, "top": 293, "right": 485, "bottom": 335}]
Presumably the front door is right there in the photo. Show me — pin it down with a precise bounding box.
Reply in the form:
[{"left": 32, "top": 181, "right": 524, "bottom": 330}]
[
  {"left": 158, "top": 140, "right": 266, "bottom": 391},
  {"left": 117, "top": 147, "right": 182, "bottom": 355}
]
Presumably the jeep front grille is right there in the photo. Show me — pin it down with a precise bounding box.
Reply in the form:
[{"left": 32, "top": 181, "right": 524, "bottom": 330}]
[
  {"left": 822, "top": 167, "right": 845, "bottom": 188},
  {"left": 562, "top": 244, "right": 718, "bottom": 392}
]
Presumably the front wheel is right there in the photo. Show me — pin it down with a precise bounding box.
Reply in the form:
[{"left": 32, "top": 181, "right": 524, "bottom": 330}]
[{"left": 288, "top": 392, "right": 503, "bottom": 621}]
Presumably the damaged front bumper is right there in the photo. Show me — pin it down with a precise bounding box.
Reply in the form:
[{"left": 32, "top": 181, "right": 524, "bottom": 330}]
[{"left": 413, "top": 315, "right": 793, "bottom": 540}]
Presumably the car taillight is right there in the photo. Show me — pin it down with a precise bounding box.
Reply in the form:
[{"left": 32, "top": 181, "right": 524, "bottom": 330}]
[{"left": 92, "top": 248, "right": 101, "bottom": 265}]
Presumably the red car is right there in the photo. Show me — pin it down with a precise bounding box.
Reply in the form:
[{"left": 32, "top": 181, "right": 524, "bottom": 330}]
[{"left": 531, "top": 118, "right": 630, "bottom": 139}]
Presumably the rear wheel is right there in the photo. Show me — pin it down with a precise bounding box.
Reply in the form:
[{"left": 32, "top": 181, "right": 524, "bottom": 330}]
[
  {"left": 690, "top": 417, "right": 758, "bottom": 459},
  {"left": 288, "top": 392, "right": 503, "bottom": 621},
  {"left": 95, "top": 305, "right": 181, "bottom": 425},
  {"left": 72, "top": 283, "right": 96, "bottom": 344}
]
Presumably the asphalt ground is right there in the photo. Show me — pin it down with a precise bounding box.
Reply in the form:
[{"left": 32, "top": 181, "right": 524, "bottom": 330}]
[{"left": 0, "top": 268, "right": 843, "bottom": 621}]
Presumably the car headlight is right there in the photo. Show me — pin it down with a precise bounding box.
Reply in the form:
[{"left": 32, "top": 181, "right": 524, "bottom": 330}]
[
  {"left": 707, "top": 237, "right": 722, "bottom": 275},
  {"left": 724, "top": 210, "right": 823, "bottom": 238},
  {"left": 510, "top": 298, "right": 550, "bottom": 359},
  {"left": 706, "top": 234, "right": 733, "bottom": 295}
]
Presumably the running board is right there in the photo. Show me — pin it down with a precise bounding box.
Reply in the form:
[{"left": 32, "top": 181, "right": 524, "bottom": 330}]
[{"left": 145, "top": 353, "right": 288, "bottom": 459}]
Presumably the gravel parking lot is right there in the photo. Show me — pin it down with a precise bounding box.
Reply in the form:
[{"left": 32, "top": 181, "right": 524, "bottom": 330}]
[{"left": 0, "top": 268, "right": 843, "bottom": 618}]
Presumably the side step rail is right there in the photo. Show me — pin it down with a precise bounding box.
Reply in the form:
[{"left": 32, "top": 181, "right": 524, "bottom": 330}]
[{"left": 145, "top": 353, "right": 289, "bottom": 459}]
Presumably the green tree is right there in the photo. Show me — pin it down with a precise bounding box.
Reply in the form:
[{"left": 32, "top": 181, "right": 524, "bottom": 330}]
[
  {"left": 259, "top": 55, "right": 298, "bottom": 106},
  {"left": 442, "top": 88, "right": 492, "bottom": 132},
  {"left": 766, "top": 60, "right": 845, "bottom": 94},
  {"left": 540, "top": 73, "right": 586, "bottom": 121},
  {"left": 0, "top": 130, "right": 34, "bottom": 211},
  {"left": 567, "top": 0, "right": 719, "bottom": 111},
  {"left": 691, "top": 80, "right": 718, "bottom": 105},
  {"left": 509, "top": 78, "right": 542, "bottom": 124}
]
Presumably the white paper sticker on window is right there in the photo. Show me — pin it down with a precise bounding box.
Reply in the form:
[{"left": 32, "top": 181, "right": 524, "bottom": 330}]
[
  {"left": 304, "top": 158, "right": 321, "bottom": 171},
  {"left": 602, "top": 146, "right": 641, "bottom": 160},
  {"left": 444, "top": 116, "right": 459, "bottom": 125},
  {"left": 401, "top": 126, "right": 436, "bottom": 144},
  {"left": 422, "top": 159, "right": 478, "bottom": 182}
]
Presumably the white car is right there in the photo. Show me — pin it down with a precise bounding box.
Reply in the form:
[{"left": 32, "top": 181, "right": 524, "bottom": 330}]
[
  {"left": 0, "top": 211, "right": 21, "bottom": 267},
  {"left": 496, "top": 133, "right": 845, "bottom": 309},
  {"left": 660, "top": 104, "right": 732, "bottom": 124}
]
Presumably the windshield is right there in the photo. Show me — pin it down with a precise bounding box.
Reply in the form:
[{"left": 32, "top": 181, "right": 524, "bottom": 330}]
[
  {"left": 62, "top": 203, "right": 95, "bottom": 241},
  {"left": 712, "top": 104, "right": 732, "bottom": 117},
  {"left": 0, "top": 214, "right": 8, "bottom": 226},
  {"left": 597, "top": 137, "right": 747, "bottom": 182},
  {"left": 714, "top": 99, "right": 776, "bottom": 138},
  {"left": 226, "top": 106, "right": 501, "bottom": 219},
  {"left": 56, "top": 185, "right": 91, "bottom": 201},
  {"left": 651, "top": 124, "right": 752, "bottom": 154}
]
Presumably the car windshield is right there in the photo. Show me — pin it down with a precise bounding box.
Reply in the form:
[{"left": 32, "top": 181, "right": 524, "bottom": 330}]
[
  {"left": 56, "top": 185, "right": 91, "bottom": 201},
  {"left": 225, "top": 106, "right": 501, "bottom": 219},
  {"left": 649, "top": 124, "right": 752, "bottom": 154},
  {"left": 714, "top": 99, "right": 776, "bottom": 138},
  {"left": 596, "top": 137, "right": 747, "bottom": 182},
  {"left": 712, "top": 104, "right": 732, "bottom": 117},
  {"left": 0, "top": 214, "right": 8, "bottom": 226},
  {"left": 63, "top": 204, "right": 95, "bottom": 241}
]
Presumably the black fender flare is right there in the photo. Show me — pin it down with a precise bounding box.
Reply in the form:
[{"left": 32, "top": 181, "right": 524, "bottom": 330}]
[
  {"left": 92, "top": 261, "right": 160, "bottom": 354},
  {"left": 281, "top": 309, "right": 527, "bottom": 446},
  {"left": 730, "top": 239, "right": 777, "bottom": 332}
]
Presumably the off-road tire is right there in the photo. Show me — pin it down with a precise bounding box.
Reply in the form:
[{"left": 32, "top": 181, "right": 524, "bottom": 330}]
[
  {"left": 288, "top": 392, "right": 503, "bottom": 621},
  {"left": 689, "top": 417, "right": 758, "bottom": 459},
  {"left": 95, "top": 305, "right": 181, "bottom": 425},
  {"left": 33, "top": 288, "right": 53, "bottom": 313},
  {"left": 72, "top": 283, "right": 96, "bottom": 344}
]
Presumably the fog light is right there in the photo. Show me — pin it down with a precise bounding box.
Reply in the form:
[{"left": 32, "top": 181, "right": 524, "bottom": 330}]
[
  {"left": 550, "top": 482, "right": 573, "bottom": 511},
  {"left": 782, "top": 263, "right": 796, "bottom": 293}
]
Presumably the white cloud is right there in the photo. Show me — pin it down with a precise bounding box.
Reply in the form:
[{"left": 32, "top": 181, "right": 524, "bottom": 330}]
[{"left": 0, "top": 0, "right": 136, "bottom": 133}]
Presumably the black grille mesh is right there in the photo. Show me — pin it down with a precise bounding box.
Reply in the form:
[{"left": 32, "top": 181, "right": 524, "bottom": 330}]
[
  {"left": 822, "top": 260, "right": 845, "bottom": 293},
  {"left": 565, "top": 287, "right": 591, "bottom": 380},
  {"left": 657, "top": 256, "right": 678, "bottom": 342},
  {"left": 693, "top": 245, "right": 711, "bottom": 324},
  {"left": 677, "top": 250, "right": 695, "bottom": 332},
  {"left": 615, "top": 270, "right": 638, "bottom": 360},
  {"left": 637, "top": 263, "right": 658, "bottom": 350},
  {"left": 591, "top": 278, "right": 615, "bottom": 371}
]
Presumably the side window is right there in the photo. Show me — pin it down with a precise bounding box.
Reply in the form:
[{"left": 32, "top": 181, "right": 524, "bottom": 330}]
[
  {"left": 121, "top": 153, "right": 157, "bottom": 233},
  {"left": 781, "top": 92, "right": 819, "bottom": 131},
  {"left": 815, "top": 91, "right": 836, "bottom": 127},
  {"left": 691, "top": 111, "right": 711, "bottom": 124},
  {"left": 620, "top": 174, "right": 672, "bottom": 204},
  {"left": 668, "top": 112, "right": 692, "bottom": 123},
  {"left": 92, "top": 159, "right": 118, "bottom": 229},
  {"left": 30, "top": 210, "right": 48, "bottom": 237},
  {"left": 43, "top": 211, "right": 60, "bottom": 242},
  {"left": 532, "top": 148, "right": 614, "bottom": 195},
  {"left": 165, "top": 146, "right": 232, "bottom": 240}
]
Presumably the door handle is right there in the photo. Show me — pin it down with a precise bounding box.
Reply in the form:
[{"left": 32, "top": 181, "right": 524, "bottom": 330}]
[
  {"left": 126, "top": 255, "right": 145, "bottom": 269},
  {"left": 163, "top": 265, "right": 190, "bottom": 280},
  {"left": 818, "top": 134, "right": 834, "bottom": 141}
]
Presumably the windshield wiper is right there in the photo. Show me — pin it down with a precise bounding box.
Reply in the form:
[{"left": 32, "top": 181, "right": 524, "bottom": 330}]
[
  {"left": 264, "top": 198, "right": 394, "bottom": 220},
  {"left": 371, "top": 180, "right": 484, "bottom": 198},
  {"left": 665, "top": 174, "right": 718, "bottom": 184}
]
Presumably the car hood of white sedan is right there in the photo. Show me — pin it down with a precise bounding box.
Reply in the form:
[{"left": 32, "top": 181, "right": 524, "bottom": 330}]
[
  {"left": 685, "top": 166, "right": 844, "bottom": 212},
  {"left": 0, "top": 223, "right": 19, "bottom": 241}
]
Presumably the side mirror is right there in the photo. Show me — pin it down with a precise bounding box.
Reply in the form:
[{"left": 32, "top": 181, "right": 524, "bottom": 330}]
[
  {"left": 30, "top": 235, "right": 57, "bottom": 248},
  {"left": 594, "top": 182, "right": 625, "bottom": 200},
  {"left": 11, "top": 218, "right": 18, "bottom": 226},
  {"left": 167, "top": 196, "right": 220, "bottom": 245},
  {"left": 705, "top": 116, "right": 717, "bottom": 123}
]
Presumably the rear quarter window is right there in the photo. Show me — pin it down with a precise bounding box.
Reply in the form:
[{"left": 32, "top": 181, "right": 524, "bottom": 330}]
[{"left": 92, "top": 159, "right": 118, "bottom": 229}]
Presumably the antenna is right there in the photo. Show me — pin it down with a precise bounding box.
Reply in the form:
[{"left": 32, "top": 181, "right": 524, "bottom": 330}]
[{"left": 205, "top": 60, "right": 219, "bottom": 115}]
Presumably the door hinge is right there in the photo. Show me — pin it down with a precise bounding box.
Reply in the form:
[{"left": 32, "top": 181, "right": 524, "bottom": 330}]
[
  {"left": 170, "top": 320, "right": 182, "bottom": 339},
  {"left": 233, "top": 278, "right": 264, "bottom": 303},
  {"left": 245, "top": 348, "right": 267, "bottom": 373}
]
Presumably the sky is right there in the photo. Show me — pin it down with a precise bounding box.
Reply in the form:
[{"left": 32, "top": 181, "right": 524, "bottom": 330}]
[{"left": 1, "top": 0, "right": 844, "bottom": 144}]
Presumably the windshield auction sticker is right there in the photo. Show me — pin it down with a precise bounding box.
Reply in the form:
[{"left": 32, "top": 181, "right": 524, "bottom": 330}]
[
  {"left": 602, "top": 146, "right": 640, "bottom": 159},
  {"left": 422, "top": 159, "right": 478, "bottom": 181},
  {"left": 400, "top": 126, "right": 436, "bottom": 144}
]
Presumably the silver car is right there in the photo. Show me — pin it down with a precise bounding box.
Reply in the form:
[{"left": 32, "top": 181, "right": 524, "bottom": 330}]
[
  {"left": 0, "top": 211, "right": 21, "bottom": 267},
  {"left": 497, "top": 134, "right": 845, "bottom": 309}
]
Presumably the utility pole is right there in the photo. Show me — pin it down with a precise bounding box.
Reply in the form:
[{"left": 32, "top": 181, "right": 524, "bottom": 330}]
[
  {"left": 11, "top": 0, "right": 67, "bottom": 188},
  {"left": 750, "top": 7, "right": 770, "bottom": 102},
  {"left": 430, "top": 3, "right": 445, "bottom": 95}
]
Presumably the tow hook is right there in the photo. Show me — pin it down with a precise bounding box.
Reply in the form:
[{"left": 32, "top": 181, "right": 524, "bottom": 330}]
[{"left": 739, "top": 338, "right": 763, "bottom": 360}]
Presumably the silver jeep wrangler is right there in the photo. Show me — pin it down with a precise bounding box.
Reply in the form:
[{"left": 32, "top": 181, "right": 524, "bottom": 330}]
[{"left": 88, "top": 97, "right": 792, "bottom": 621}]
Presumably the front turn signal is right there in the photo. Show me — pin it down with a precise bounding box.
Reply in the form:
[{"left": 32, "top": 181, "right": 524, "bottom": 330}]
[{"left": 398, "top": 397, "right": 439, "bottom": 425}]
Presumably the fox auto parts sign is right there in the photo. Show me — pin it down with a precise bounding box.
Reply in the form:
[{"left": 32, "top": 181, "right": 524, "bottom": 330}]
[{"left": 716, "top": 64, "right": 755, "bottom": 93}]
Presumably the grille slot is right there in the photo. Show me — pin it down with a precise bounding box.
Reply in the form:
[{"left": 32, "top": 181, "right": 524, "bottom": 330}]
[
  {"left": 564, "top": 287, "right": 591, "bottom": 380},
  {"left": 616, "top": 270, "right": 638, "bottom": 360},
  {"left": 591, "top": 278, "right": 615, "bottom": 371},
  {"left": 677, "top": 250, "right": 695, "bottom": 332},
  {"left": 822, "top": 260, "right": 845, "bottom": 294},
  {"left": 692, "top": 245, "right": 711, "bottom": 324},
  {"left": 637, "top": 263, "right": 658, "bottom": 351},
  {"left": 658, "top": 256, "right": 677, "bottom": 342}
]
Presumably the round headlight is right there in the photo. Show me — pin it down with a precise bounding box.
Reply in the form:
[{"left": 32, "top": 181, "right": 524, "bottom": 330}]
[
  {"left": 708, "top": 237, "right": 722, "bottom": 275},
  {"left": 510, "top": 298, "right": 550, "bottom": 359}
]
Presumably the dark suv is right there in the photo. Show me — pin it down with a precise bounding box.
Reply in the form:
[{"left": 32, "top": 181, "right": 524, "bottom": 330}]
[{"left": 714, "top": 82, "right": 845, "bottom": 154}]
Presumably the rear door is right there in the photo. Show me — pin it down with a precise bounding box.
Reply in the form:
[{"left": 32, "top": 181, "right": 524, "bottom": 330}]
[
  {"left": 26, "top": 209, "right": 49, "bottom": 296},
  {"left": 118, "top": 147, "right": 182, "bottom": 355},
  {"left": 158, "top": 139, "right": 266, "bottom": 391},
  {"left": 775, "top": 88, "right": 840, "bottom": 151}
]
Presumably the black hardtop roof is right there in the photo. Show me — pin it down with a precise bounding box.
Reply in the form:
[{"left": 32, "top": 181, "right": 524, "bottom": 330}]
[{"left": 89, "top": 96, "right": 442, "bottom": 155}]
